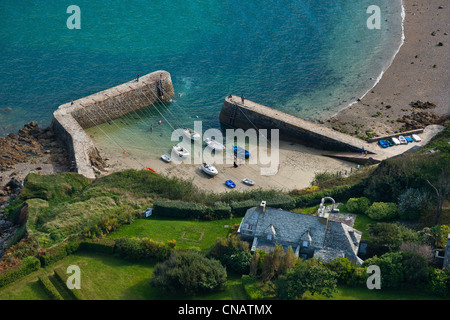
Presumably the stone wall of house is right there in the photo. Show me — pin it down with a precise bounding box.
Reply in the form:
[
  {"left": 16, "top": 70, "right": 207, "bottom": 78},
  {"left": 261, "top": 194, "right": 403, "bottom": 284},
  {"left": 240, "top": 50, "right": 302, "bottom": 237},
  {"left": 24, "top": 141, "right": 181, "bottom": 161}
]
[{"left": 51, "top": 70, "right": 175, "bottom": 179}]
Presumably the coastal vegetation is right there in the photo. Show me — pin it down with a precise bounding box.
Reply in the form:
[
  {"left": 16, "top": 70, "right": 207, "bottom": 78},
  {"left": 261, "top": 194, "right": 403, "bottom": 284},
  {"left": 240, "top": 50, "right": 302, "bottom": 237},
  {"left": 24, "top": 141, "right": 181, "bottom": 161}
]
[{"left": 0, "top": 125, "right": 448, "bottom": 300}]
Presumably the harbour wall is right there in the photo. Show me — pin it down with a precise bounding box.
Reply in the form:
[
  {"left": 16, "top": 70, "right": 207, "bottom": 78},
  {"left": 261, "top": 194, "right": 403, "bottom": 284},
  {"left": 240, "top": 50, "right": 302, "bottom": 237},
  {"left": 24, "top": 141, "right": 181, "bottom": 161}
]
[
  {"left": 51, "top": 70, "right": 175, "bottom": 179},
  {"left": 219, "top": 96, "right": 376, "bottom": 154}
]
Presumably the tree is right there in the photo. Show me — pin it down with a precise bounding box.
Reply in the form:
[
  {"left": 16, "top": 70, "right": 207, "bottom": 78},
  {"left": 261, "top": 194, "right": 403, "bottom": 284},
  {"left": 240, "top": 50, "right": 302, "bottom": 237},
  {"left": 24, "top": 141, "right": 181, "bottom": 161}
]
[
  {"left": 261, "top": 245, "right": 284, "bottom": 281},
  {"left": 150, "top": 250, "right": 227, "bottom": 295},
  {"left": 427, "top": 168, "right": 450, "bottom": 225},
  {"left": 279, "top": 247, "right": 297, "bottom": 275},
  {"left": 276, "top": 261, "right": 337, "bottom": 300}
]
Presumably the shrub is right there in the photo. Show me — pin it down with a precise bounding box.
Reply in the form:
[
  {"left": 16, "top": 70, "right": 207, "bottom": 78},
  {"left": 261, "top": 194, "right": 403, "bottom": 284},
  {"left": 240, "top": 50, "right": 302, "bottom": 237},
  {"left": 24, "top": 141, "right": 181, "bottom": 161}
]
[
  {"left": 346, "top": 197, "right": 371, "bottom": 214},
  {"left": 428, "top": 267, "right": 450, "bottom": 297},
  {"left": 54, "top": 268, "right": 85, "bottom": 300},
  {"left": 79, "top": 239, "right": 116, "bottom": 254},
  {"left": 230, "top": 199, "right": 260, "bottom": 216},
  {"left": 114, "top": 237, "right": 175, "bottom": 261},
  {"left": 153, "top": 200, "right": 211, "bottom": 219},
  {"left": 366, "top": 202, "right": 399, "bottom": 221},
  {"left": 38, "top": 276, "right": 64, "bottom": 300},
  {"left": 211, "top": 202, "right": 232, "bottom": 220},
  {"left": 39, "top": 245, "right": 69, "bottom": 267},
  {"left": 397, "top": 188, "right": 432, "bottom": 220},
  {"left": 363, "top": 251, "right": 431, "bottom": 289},
  {"left": 0, "top": 256, "right": 41, "bottom": 288},
  {"left": 150, "top": 250, "right": 227, "bottom": 295}
]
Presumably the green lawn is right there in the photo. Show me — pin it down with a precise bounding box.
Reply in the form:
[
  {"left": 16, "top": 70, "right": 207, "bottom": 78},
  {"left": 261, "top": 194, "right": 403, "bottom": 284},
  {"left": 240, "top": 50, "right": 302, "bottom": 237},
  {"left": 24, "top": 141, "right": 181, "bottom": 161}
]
[
  {"left": 0, "top": 251, "right": 247, "bottom": 300},
  {"left": 305, "top": 285, "right": 447, "bottom": 300},
  {"left": 107, "top": 217, "right": 242, "bottom": 251}
]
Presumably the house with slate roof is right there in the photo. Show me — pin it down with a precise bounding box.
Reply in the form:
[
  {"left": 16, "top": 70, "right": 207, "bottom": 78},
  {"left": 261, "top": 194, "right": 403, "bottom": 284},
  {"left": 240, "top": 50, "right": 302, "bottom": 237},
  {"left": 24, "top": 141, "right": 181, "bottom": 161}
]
[{"left": 237, "top": 199, "right": 364, "bottom": 265}]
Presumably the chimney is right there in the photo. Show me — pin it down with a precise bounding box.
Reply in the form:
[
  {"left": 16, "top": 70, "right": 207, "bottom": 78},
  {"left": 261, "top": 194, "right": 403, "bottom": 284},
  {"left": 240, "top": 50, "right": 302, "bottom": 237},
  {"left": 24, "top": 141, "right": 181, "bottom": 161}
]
[{"left": 259, "top": 200, "right": 266, "bottom": 213}]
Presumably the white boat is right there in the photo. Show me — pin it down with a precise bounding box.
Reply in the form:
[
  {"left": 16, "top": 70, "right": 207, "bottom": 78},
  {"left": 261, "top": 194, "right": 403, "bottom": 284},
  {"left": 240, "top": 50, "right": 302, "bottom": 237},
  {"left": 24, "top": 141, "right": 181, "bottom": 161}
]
[
  {"left": 201, "top": 163, "right": 218, "bottom": 176},
  {"left": 183, "top": 128, "right": 201, "bottom": 141},
  {"left": 242, "top": 178, "right": 255, "bottom": 186},
  {"left": 398, "top": 136, "right": 408, "bottom": 144},
  {"left": 161, "top": 154, "right": 171, "bottom": 163},
  {"left": 204, "top": 137, "right": 225, "bottom": 151},
  {"left": 412, "top": 134, "right": 422, "bottom": 142},
  {"left": 391, "top": 137, "right": 401, "bottom": 145},
  {"left": 172, "top": 144, "right": 190, "bottom": 158}
]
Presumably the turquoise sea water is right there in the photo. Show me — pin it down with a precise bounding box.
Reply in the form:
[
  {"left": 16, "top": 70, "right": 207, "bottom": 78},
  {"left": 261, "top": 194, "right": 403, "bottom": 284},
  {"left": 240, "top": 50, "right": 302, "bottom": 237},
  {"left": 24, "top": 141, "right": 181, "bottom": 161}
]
[{"left": 0, "top": 0, "right": 403, "bottom": 138}]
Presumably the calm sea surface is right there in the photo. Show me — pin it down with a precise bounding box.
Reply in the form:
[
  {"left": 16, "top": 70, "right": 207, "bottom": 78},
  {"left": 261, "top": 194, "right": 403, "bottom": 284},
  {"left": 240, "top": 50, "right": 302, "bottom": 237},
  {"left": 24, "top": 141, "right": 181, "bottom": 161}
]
[{"left": 0, "top": 0, "right": 403, "bottom": 139}]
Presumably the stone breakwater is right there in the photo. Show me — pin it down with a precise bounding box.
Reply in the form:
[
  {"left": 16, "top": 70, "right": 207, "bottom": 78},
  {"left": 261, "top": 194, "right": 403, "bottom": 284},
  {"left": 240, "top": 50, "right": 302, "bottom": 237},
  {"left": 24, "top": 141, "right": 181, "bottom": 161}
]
[
  {"left": 219, "top": 96, "right": 377, "bottom": 154},
  {"left": 51, "top": 70, "right": 175, "bottom": 179}
]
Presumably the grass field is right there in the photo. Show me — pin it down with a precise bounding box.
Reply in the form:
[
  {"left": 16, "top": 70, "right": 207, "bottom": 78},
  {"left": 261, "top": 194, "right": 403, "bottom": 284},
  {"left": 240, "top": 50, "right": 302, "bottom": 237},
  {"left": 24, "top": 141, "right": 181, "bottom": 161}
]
[
  {"left": 0, "top": 251, "right": 247, "bottom": 300},
  {"left": 107, "top": 216, "right": 242, "bottom": 250}
]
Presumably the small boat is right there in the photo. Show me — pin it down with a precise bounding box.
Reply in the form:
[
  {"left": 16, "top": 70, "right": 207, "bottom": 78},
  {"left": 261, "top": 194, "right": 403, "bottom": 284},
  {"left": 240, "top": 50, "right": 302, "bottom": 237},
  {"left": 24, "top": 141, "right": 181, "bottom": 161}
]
[
  {"left": 172, "top": 144, "right": 190, "bottom": 158},
  {"left": 225, "top": 180, "right": 236, "bottom": 188},
  {"left": 161, "top": 154, "right": 171, "bottom": 163},
  {"left": 145, "top": 167, "right": 157, "bottom": 174},
  {"left": 398, "top": 136, "right": 408, "bottom": 144},
  {"left": 233, "top": 146, "right": 250, "bottom": 159},
  {"left": 411, "top": 134, "right": 422, "bottom": 142},
  {"left": 204, "top": 137, "right": 225, "bottom": 151},
  {"left": 183, "top": 128, "right": 201, "bottom": 141},
  {"left": 405, "top": 136, "right": 414, "bottom": 143},
  {"left": 378, "top": 140, "right": 389, "bottom": 148},
  {"left": 242, "top": 178, "right": 255, "bottom": 186},
  {"left": 201, "top": 163, "right": 218, "bottom": 176},
  {"left": 391, "top": 137, "right": 401, "bottom": 145}
]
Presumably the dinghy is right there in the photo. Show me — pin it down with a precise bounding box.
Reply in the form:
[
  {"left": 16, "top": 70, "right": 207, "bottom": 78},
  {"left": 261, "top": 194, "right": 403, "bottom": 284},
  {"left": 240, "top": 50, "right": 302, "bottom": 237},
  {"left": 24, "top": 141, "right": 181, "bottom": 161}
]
[
  {"left": 411, "top": 134, "right": 421, "bottom": 142},
  {"left": 183, "top": 128, "right": 201, "bottom": 141},
  {"left": 145, "top": 167, "right": 157, "bottom": 174},
  {"left": 242, "top": 178, "right": 255, "bottom": 186},
  {"left": 225, "top": 180, "right": 236, "bottom": 188},
  {"left": 172, "top": 144, "right": 190, "bottom": 158},
  {"left": 398, "top": 136, "right": 408, "bottom": 144},
  {"left": 204, "top": 137, "right": 225, "bottom": 151},
  {"left": 161, "top": 154, "right": 171, "bottom": 163},
  {"left": 201, "top": 163, "right": 218, "bottom": 176}
]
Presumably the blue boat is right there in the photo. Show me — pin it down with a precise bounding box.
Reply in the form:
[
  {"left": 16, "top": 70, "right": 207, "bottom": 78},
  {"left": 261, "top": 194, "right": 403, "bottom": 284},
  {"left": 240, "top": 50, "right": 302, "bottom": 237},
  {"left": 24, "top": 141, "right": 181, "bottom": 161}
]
[
  {"left": 378, "top": 140, "right": 389, "bottom": 148},
  {"left": 225, "top": 180, "right": 236, "bottom": 188},
  {"left": 233, "top": 146, "right": 250, "bottom": 159}
]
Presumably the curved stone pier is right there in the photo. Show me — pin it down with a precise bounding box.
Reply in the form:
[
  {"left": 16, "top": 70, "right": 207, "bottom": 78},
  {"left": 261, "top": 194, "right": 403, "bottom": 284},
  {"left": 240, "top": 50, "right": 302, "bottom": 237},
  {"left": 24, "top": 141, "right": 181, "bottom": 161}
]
[{"left": 51, "top": 70, "right": 174, "bottom": 179}]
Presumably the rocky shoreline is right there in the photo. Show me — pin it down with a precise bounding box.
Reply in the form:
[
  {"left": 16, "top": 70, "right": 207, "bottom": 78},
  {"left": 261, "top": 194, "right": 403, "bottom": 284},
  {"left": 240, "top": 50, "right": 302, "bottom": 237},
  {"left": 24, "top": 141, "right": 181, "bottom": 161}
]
[{"left": 0, "top": 121, "right": 70, "bottom": 257}]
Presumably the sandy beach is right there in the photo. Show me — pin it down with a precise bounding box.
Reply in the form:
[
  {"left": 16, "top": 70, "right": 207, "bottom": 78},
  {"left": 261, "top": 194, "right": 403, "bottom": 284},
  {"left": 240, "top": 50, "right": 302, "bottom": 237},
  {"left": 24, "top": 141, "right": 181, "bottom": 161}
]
[
  {"left": 93, "top": 139, "right": 358, "bottom": 193},
  {"left": 325, "top": 0, "right": 449, "bottom": 137}
]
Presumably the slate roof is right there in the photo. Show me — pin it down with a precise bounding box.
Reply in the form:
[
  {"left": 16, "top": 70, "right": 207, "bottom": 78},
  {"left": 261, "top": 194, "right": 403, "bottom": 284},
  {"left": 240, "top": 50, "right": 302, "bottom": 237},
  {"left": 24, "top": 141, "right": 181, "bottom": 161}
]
[{"left": 238, "top": 205, "right": 363, "bottom": 264}]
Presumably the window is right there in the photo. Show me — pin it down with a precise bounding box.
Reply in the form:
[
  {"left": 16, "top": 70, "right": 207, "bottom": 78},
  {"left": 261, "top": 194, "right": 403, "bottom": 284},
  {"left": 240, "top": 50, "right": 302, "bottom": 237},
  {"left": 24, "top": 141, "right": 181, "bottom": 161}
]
[
  {"left": 267, "top": 234, "right": 273, "bottom": 241},
  {"left": 302, "top": 241, "right": 309, "bottom": 248}
]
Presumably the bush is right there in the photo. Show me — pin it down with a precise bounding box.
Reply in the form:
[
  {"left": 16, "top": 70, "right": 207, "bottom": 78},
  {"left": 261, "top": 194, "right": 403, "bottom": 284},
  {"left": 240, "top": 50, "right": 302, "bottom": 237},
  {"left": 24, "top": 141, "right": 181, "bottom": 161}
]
[
  {"left": 363, "top": 252, "right": 432, "bottom": 289},
  {"left": 366, "top": 202, "right": 399, "bottom": 221},
  {"left": 153, "top": 200, "right": 211, "bottom": 220},
  {"left": 38, "top": 276, "right": 64, "bottom": 300},
  {"left": 211, "top": 202, "right": 232, "bottom": 220},
  {"left": 114, "top": 237, "right": 175, "bottom": 261},
  {"left": 230, "top": 199, "right": 261, "bottom": 217},
  {"left": 397, "top": 188, "right": 432, "bottom": 220},
  {"left": 0, "top": 256, "right": 41, "bottom": 288},
  {"left": 428, "top": 267, "right": 450, "bottom": 297},
  {"left": 54, "top": 268, "right": 85, "bottom": 300},
  {"left": 150, "top": 250, "right": 227, "bottom": 296},
  {"left": 39, "top": 245, "right": 69, "bottom": 267},
  {"left": 79, "top": 239, "right": 116, "bottom": 254},
  {"left": 346, "top": 197, "right": 370, "bottom": 214}
]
